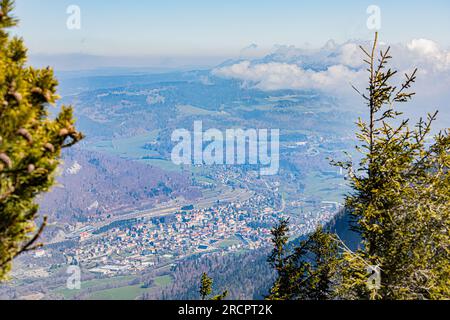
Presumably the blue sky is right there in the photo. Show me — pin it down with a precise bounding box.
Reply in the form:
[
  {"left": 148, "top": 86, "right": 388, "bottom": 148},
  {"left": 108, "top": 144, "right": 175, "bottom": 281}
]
[{"left": 13, "top": 0, "right": 450, "bottom": 56}]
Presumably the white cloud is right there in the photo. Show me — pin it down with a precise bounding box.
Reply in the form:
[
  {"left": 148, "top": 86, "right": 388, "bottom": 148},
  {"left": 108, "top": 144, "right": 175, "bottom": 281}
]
[
  {"left": 338, "top": 43, "right": 364, "bottom": 68},
  {"left": 212, "top": 38, "right": 450, "bottom": 126},
  {"left": 406, "top": 39, "right": 450, "bottom": 72},
  {"left": 212, "top": 38, "right": 450, "bottom": 104},
  {"left": 213, "top": 60, "right": 364, "bottom": 95}
]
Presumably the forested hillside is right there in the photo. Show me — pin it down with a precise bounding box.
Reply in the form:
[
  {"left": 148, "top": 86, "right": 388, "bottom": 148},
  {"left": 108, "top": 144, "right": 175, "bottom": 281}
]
[{"left": 148, "top": 250, "right": 274, "bottom": 300}]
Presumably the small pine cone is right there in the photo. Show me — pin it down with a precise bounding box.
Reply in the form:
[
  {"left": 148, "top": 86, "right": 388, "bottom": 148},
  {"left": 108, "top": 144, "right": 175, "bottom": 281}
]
[
  {"left": 31, "top": 87, "right": 43, "bottom": 95},
  {"left": 59, "top": 128, "right": 69, "bottom": 137},
  {"left": 28, "top": 164, "right": 36, "bottom": 173},
  {"left": 44, "top": 143, "right": 55, "bottom": 153},
  {"left": 0, "top": 153, "right": 12, "bottom": 168},
  {"left": 12, "top": 92, "right": 22, "bottom": 103},
  {"left": 43, "top": 91, "right": 52, "bottom": 102},
  {"left": 17, "top": 128, "right": 33, "bottom": 143}
]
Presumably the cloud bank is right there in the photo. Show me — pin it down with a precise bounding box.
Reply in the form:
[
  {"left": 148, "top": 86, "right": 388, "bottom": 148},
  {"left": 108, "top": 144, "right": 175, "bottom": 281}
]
[
  {"left": 213, "top": 60, "right": 364, "bottom": 95},
  {"left": 212, "top": 39, "right": 450, "bottom": 104}
]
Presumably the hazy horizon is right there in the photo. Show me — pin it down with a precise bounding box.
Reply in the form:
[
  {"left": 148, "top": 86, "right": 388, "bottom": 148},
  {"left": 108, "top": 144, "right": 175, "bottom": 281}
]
[{"left": 11, "top": 0, "right": 450, "bottom": 71}]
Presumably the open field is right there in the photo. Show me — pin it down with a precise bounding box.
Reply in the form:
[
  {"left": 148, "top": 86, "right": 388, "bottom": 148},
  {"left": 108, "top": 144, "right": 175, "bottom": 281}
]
[{"left": 54, "top": 274, "right": 173, "bottom": 300}]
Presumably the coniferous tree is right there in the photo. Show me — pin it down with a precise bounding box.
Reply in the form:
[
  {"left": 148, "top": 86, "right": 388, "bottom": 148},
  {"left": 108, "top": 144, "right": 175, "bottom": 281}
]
[
  {"left": 268, "top": 33, "right": 449, "bottom": 300},
  {"left": 199, "top": 272, "right": 213, "bottom": 300},
  {"left": 333, "top": 32, "right": 449, "bottom": 300},
  {"left": 268, "top": 223, "right": 339, "bottom": 300},
  {"left": 267, "top": 218, "right": 290, "bottom": 299},
  {"left": 0, "top": 0, "right": 83, "bottom": 280},
  {"left": 199, "top": 272, "right": 228, "bottom": 300}
]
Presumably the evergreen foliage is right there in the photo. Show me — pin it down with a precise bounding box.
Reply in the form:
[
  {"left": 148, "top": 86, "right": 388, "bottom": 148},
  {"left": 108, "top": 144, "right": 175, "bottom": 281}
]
[
  {"left": 0, "top": 0, "right": 83, "bottom": 280},
  {"left": 268, "top": 33, "right": 449, "bottom": 300},
  {"left": 335, "top": 32, "right": 449, "bottom": 300},
  {"left": 267, "top": 222, "right": 339, "bottom": 300},
  {"left": 199, "top": 272, "right": 228, "bottom": 300}
]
